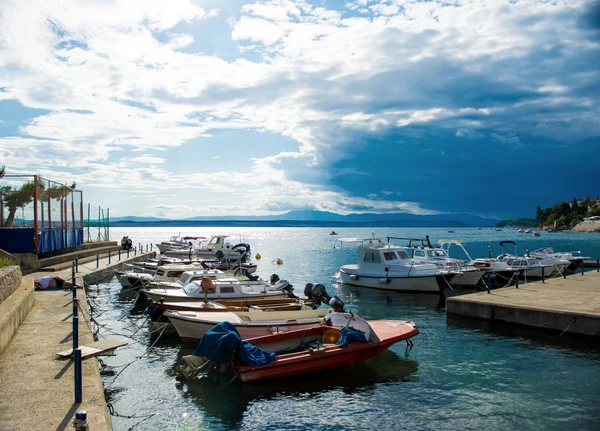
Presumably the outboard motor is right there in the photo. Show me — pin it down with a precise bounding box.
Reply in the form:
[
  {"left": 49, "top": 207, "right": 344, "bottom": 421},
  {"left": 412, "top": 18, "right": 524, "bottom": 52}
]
[
  {"left": 328, "top": 297, "right": 345, "bottom": 312},
  {"left": 272, "top": 278, "right": 295, "bottom": 298},
  {"left": 311, "top": 283, "right": 331, "bottom": 304},
  {"left": 269, "top": 274, "right": 280, "bottom": 285},
  {"left": 303, "top": 283, "right": 345, "bottom": 310}
]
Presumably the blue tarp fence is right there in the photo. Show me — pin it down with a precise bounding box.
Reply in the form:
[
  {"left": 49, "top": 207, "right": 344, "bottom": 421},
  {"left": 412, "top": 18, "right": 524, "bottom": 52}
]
[{"left": 0, "top": 228, "right": 84, "bottom": 253}]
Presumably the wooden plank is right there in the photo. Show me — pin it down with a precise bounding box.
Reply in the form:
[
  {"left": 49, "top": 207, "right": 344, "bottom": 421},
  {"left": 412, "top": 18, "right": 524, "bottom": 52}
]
[{"left": 56, "top": 339, "right": 128, "bottom": 359}]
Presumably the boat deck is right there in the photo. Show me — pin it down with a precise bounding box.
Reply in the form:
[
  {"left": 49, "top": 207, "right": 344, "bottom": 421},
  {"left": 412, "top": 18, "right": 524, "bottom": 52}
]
[{"left": 446, "top": 270, "right": 600, "bottom": 337}]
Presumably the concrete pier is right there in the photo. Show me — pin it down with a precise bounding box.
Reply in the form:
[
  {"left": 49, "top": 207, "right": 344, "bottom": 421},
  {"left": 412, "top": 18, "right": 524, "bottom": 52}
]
[
  {"left": 446, "top": 270, "right": 600, "bottom": 337},
  {"left": 0, "top": 251, "right": 154, "bottom": 431}
]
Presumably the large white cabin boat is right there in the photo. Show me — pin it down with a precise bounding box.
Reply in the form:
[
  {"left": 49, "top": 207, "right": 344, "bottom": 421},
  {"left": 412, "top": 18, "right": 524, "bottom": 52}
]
[{"left": 338, "top": 236, "right": 455, "bottom": 293}]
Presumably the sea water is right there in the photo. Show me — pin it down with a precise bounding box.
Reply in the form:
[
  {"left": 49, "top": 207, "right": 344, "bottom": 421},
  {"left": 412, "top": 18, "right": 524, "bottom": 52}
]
[{"left": 88, "top": 227, "right": 600, "bottom": 431}]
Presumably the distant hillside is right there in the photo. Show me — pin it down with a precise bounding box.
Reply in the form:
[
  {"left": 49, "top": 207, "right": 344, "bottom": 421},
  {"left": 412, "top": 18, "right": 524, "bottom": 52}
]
[{"left": 109, "top": 210, "right": 498, "bottom": 227}]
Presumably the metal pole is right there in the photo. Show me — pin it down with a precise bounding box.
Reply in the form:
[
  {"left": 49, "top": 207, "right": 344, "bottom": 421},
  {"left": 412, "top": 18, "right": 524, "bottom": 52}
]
[
  {"left": 74, "top": 348, "right": 82, "bottom": 403},
  {"left": 581, "top": 263, "right": 584, "bottom": 276},
  {"left": 134, "top": 246, "right": 137, "bottom": 256},
  {"left": 47, "top": 181, "right": 52, "bottom": 231},
  {"left": 72, "top": 261, "right": 82, "bottom": 402},
  {"left": 541, "top": 266, "right": 544, "bottom": 284},
  {"left": 515, "top": 271, "right": 519, "bottom": 289},
  {"left": 75, "top": 258, "right": 78, "bottom": 273},
  {"left": 563, "top": 266, "right": 567, "bottom": 279},
  {"left": 33, "top": 175, "right": 39, "bottom": 253},
  {"left": 119, "top": 249, "right": 121, "bottom": 260},
  {"left": 96, "top": 254, "right": 99, "bottom": 268},
  {"left": 487, "top": 272, "right": 491, "bottom": 294},
  {"left": 597, "top": 258, "right": 599, "bottom": 272},
  {"left": 80, "top": 191, "right": 84, "bottom": 230},
  {"left": 108, "top": 251, "right": 111, "bottom": 264}
]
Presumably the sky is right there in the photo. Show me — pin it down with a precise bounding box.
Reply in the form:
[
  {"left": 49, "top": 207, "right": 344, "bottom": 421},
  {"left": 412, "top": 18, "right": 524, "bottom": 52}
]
[{"left": 0, "top": 0, "right": 599, "bottom": 220}]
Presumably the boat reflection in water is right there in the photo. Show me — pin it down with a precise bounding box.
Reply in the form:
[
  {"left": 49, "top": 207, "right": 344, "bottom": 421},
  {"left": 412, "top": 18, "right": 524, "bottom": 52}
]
[
  {"left": 175, "top": 348, "right": 419, "bottom": 429},
  {"left": 333, "top": 279, "right": 447, "bottom": 313}
]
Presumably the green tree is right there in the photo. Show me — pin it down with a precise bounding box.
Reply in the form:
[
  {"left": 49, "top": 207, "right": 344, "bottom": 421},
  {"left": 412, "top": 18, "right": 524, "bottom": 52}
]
[
  {"left": 1, "top": 181, "right": 37, "bottom": 227},
  {"left": 535, "top": 205, "right": 543, "bottom": 222}
]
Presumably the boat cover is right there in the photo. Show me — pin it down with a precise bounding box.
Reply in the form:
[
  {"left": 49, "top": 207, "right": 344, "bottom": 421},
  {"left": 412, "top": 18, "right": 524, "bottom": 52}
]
[
  {"left": 191, "top": 321, "right": 277, "bottom": 366},
  {"left": 337, "top": 326, "right": 368, "bottom": 348}
]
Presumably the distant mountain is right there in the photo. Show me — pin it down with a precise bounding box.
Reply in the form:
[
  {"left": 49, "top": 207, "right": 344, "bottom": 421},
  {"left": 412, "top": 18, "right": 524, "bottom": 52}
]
[
  {"left": 111, "top": 216, "right": 168, "bottom": 222},
  {"left": 109, "top": 210, "right": 498, "bottom": 227}
]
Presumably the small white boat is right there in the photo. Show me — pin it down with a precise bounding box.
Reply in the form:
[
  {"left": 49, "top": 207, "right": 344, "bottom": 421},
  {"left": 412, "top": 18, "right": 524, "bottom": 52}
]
[
  {"left": 155, "top": 235, "right": 205, "bottom": 253},
  {"left": 532, "top": 230, "right": 540, "bottom": 237},
  {"left": 165, "top": 308, "right": 332, "bottom": 342},
  {"left": 163, "top": 234, "right": 250, "bottom": 261},
  {"left": 116, "top": 263, "right": 205, "bottom": 288},
  {"left": 496, "top": 241, "right": 556, "bottom": 278},
  {"left": 406, "top": 238, "right": 488, "bottom": 287},
  {"left": 140, "top": 277, "right": 294, "bottom": 303},
  {"left": 530, "top": 247, "right": 589, "bottom": 271},
  {"left": 141, "top": 268, "right": 258, "bottom": 290}
]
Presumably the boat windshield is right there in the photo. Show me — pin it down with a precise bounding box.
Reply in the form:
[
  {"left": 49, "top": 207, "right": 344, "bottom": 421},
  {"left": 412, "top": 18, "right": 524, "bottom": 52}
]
[
  {"left": 183, "top": 282, "right": 202, "bottom": 295},
  {"left": 534, "top": 247, "right": 555, "bottom": 254},
  {"left": 427, "top": 250, "right": 447, "bottom": 257}
]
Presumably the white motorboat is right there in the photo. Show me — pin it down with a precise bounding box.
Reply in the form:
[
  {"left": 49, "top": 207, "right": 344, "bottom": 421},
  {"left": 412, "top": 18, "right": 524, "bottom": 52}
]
[
  {"left": 337, "top": 235, "right": 455, "bottom": 293},
  {"left": 496, "top": 241, "right": 555, "bottom": 278},
  {"left": 162, "top": 234, "right": 250, "bottom": 261},
  {"left": 403, "top": 237, "right": 487, "bottom": 287},
  {"left": 165, "top": 308, "right": 331, "bottom": 342},
  {"left": 140, "top": 277, "right": 295, "bottom": 303},
  {"left": 530, "top": 247, "right": 589, "bottom": 271},
  {"left": 438, "top": 240, "right": 520, "bottom": 287},
  {"left": 155, "top": 235, "right": 205, "bottom": 253},
  {"left": 142, "top": 268, "right": 265, "bottom": 290},
  {"left": 115, "top": 263, "right": 205, "bottom": 289}
]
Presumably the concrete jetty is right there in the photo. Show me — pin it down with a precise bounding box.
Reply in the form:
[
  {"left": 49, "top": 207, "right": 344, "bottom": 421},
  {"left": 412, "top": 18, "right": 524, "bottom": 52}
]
[
  {"left": 446, "top": 270, "right": 600, "bottom": 337},
  {"left": 0, "top": 251, "right": 154, "bottom": 431}
]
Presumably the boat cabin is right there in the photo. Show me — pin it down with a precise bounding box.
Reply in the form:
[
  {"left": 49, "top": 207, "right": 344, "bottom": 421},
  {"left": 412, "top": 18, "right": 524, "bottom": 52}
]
[{"left": 182, "top": 278, "right": 278, "bottom": 298}]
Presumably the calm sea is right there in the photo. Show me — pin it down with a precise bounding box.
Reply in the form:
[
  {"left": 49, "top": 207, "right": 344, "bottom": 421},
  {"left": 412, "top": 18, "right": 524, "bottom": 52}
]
[{"left": 86, "top": 227, "right": 600, "bottom": 431}]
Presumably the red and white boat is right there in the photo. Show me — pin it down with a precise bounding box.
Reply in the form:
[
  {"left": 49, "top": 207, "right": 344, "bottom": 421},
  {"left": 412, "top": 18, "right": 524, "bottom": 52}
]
[{"left": 179, "top": 314, "right": 419, "bottom": 382}]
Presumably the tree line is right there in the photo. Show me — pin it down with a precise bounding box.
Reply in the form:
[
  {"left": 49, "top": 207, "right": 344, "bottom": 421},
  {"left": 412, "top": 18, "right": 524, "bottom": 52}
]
[{"left": 536, "top": 198, "right": 600, "bottom": 229}]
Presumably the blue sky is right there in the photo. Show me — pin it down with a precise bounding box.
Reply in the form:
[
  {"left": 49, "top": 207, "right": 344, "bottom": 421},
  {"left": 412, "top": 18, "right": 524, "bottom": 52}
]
[{"left": 0, "top": 0, "right": 599, "bottom": 220}]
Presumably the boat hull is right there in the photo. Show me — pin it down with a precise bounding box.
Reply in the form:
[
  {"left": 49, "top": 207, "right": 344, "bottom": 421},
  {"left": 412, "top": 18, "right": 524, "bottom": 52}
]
[
  {"left": 237, "top": 320, "right": 419, "bottom": 382},
  {"left": 141, "top": 289, "right": 288, "bottom": 303},
  {"left": 449, "top": 269, "right": 487, "bottom": 287},
  {"left": 339, "top": 269, "right": 447, "bottom": 293},
  {"left": 167, "top": 311, "right": 327, "bottom": 343}
]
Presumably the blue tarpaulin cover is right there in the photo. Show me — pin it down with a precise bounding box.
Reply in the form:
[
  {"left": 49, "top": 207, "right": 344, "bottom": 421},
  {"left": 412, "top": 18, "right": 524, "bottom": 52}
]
[
  {"left": 192, "top": 321, "right": 277, "bottom": 366},
  {"left": 337, "top": 326, "right": 368, "bottom": 348}
]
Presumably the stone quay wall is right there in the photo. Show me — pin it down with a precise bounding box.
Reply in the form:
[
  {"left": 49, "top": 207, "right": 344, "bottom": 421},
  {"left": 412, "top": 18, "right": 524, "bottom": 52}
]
[{"left": 0, "top": 266, "right": 23, "bottom": 305}]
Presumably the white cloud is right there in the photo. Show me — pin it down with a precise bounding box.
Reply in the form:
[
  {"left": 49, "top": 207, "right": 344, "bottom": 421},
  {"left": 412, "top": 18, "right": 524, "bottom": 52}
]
[{"left": 0, "top": 0, "right": 597, "bottom": 217}]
